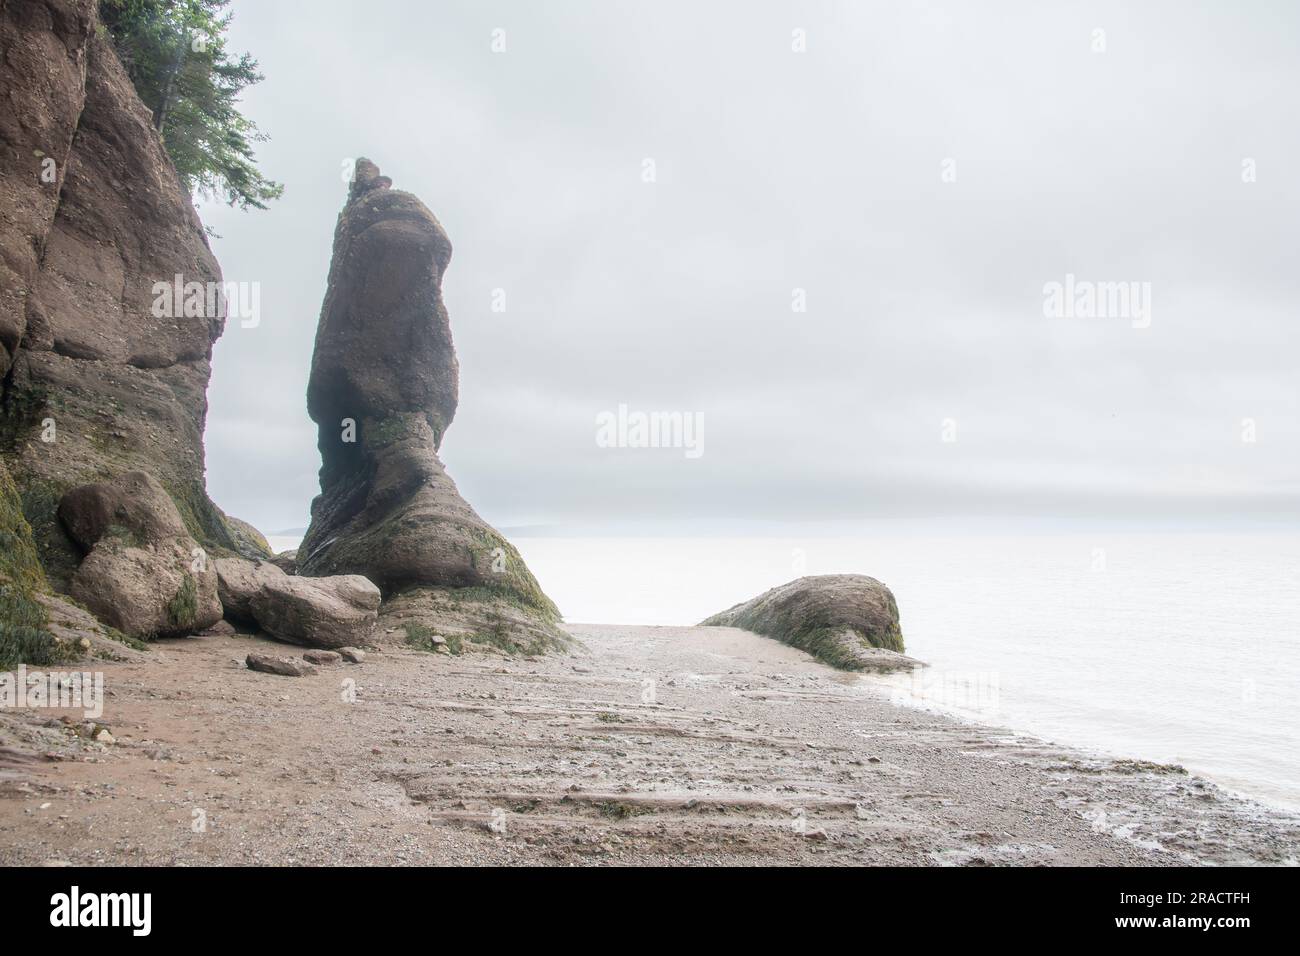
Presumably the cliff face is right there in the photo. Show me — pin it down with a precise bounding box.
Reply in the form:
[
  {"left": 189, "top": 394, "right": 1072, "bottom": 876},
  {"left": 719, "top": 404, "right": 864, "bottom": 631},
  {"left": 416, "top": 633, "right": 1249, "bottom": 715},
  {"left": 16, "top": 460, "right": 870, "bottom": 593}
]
[
  {"left": 300, "top": 160, "right": 564, "bottom": 654},
  {"left": 0, "top": 0, "right": 94, "bottom": 379},
  {"left": 0, "top": 0, "right": 253, "bottom": 591}
]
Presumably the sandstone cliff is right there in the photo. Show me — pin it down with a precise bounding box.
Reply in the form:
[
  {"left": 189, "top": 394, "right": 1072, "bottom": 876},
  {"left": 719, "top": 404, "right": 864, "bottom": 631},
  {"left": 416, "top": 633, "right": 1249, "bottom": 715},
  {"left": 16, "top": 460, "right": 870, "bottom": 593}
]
[
  {"left": 0, "top": 0, "right": 264, "bottom": 600},
  {"left": 299, "top": 159, "right": 564, "bottom": 655}
]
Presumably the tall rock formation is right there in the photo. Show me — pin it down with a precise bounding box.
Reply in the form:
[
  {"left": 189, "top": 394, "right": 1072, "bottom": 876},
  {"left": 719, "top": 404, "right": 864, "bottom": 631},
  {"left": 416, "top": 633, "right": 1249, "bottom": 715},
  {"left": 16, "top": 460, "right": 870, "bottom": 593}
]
[
  {"left": 299, "top": 159, "right": 564, "bottom": 655},
  {"left": 0, "top": 0, "right": 265, "bottom": 596}
]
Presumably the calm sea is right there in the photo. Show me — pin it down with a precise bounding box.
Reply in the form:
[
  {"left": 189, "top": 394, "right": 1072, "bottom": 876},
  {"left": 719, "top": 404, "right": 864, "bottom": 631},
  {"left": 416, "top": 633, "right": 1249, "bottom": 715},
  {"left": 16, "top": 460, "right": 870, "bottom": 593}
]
[{"left": 511, "top": 532, "right": 1300, "bottom": 811}]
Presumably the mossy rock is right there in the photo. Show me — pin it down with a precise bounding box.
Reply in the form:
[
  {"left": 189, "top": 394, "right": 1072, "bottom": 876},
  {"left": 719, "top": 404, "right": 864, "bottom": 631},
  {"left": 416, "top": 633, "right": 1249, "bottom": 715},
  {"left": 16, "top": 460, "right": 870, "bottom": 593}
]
[
  {"left": 701, "top": 574, "right": 918, "bottom": 673},
  {"left": 0, "top": 460, "right": 66, "bottom": 669},
  {"left": 166, "top": 573, "right": 199, "bottom": 629},
  {"left": 387, "top": 584, "right": 570, "bottom": 659}
]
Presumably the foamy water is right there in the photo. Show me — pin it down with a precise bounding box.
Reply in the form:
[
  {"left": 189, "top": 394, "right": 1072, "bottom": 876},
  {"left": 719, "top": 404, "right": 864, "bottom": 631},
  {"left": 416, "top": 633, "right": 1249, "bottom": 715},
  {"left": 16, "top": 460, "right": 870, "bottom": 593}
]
[{"left": 509, "top": 532, "right": 1300, "bottom": 810}]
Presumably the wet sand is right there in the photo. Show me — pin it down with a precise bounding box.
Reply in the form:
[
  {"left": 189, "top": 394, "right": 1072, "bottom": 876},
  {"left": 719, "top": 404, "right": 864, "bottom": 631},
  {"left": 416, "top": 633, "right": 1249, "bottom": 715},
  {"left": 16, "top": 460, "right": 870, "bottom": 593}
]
[{"left": 1, "top": 623, "right": 1297, "bottom": 865}]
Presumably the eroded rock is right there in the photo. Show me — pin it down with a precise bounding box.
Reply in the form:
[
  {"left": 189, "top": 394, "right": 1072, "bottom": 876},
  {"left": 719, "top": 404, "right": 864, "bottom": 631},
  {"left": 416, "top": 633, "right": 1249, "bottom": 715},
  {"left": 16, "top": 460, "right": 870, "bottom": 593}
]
[
  {"left": 214, "top": 556, "right": 285, "bottom": 623},
  {"left": 61, "top": 472, "right": 220, "bottom": 639},
  {"left": 0, "top": 4, "right": 245, "bottom": 591},
  {"left": 216, "top": 556, "right": 379, "bottom": 649},
  {"left": 249, "top": 574, "right": 380, "bottom": 650},
  {"left": 297, "top": 159, "right": 564, "bottom": 654},
  {"left": 701, "top": 574, "right": 920, "bottom": 673},
  {"left": 245, "top": 654, "right": 316, "bottom": 677},
  {"left": 302, "top": 649, "right": 341, "bottom": 665}
]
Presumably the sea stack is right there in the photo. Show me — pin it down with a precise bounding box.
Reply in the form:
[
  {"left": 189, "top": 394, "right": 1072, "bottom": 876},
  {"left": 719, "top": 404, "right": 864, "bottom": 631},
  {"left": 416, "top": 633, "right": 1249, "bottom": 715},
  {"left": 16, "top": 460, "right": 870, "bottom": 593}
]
[{"left": 298, "top": 159, "right": 564, "bottom": 654}]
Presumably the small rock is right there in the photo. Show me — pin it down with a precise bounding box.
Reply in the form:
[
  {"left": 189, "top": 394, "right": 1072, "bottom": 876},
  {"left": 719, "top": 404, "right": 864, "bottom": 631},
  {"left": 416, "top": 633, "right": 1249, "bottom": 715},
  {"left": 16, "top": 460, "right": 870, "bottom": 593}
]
[
  {"left": 337, "top": 647, "right": 366, "bottom": 663},
  {"left": 246, "top": 653, "right": 317, "bottom": 677},
  {"left": 94, "top": 729, "right": 115, "bottom": 745},
  {"left": 199, "top": 620, "right": 237, "bottom": 637},
  {"left": 303, "top": 650, "right": 342, "bottom": 665},
  {"left": 803, "top": 827, "right": 830, "bottom": 842}
]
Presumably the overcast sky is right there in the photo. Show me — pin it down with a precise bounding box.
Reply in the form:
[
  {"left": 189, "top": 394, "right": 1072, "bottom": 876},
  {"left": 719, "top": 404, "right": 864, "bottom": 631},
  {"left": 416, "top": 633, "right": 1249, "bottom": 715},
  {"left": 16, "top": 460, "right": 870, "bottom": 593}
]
[{"left": 199, "top": 0, "right": 1300, "bottom": 536}]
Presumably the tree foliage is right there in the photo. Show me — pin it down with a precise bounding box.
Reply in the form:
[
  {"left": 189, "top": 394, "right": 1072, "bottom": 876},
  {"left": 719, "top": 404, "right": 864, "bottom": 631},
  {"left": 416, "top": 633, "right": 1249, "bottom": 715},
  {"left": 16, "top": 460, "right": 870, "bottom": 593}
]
[{"left": 99, "top": 0, "right": 282, "bottom": 210}]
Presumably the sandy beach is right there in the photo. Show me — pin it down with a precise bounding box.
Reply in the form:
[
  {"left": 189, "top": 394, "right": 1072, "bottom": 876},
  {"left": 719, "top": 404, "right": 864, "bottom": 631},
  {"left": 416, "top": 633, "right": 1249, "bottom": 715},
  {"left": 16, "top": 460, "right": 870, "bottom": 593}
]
[{"left": 2, "top": 625, "right": 1297, "bottom": 866}]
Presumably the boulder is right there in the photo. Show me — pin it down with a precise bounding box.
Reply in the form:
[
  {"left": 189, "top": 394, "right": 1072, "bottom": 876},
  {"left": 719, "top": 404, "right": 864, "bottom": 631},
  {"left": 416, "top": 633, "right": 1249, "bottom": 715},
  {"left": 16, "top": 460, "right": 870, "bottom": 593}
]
[
  {"left": 249, "top": 574, "right": 380, "bottom": 650},
  {"left": 61, "top": 473, "right": 220, "bottom": 639},
  {"left": 214, "top": 556, "right": 285, "bottom": 622},
  {"left": 701, "top": 574, "right": 920, "bottom": 673},
  {"left": 70, "top": 539, "right": 221, "bottom": 639},
  {"left": 216, "top": 556, "right": 378, "bottom": 649},
  {"left": 57, "top": 470, "right": 188, "bottom": 551},
  {"left": 303, "top": 649, "right": 341, "bottom": 665},
  {"left": 246, "top": 654, "right": 317, "bottom": 677},
  {"left": 297, "top": 159, "right": 565, "bottom": 653}
]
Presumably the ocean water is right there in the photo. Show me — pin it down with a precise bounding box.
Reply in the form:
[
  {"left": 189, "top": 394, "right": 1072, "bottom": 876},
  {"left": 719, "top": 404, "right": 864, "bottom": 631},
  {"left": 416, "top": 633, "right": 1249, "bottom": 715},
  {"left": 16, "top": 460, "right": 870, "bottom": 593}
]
[{"left": 511, "top": 532, "right": 1300, "bottom": 810}]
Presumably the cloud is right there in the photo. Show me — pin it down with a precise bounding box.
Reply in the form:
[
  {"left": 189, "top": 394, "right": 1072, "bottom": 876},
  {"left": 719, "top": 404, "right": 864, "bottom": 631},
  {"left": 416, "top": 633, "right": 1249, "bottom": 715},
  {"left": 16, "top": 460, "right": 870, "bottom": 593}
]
[{"left": 201, "top": 0, "right": 1300, "bottom": 533}]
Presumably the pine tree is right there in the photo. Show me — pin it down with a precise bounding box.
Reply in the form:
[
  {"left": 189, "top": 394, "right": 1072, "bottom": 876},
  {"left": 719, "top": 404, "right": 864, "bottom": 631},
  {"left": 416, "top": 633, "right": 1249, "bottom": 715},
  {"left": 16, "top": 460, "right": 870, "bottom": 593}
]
[{"left": 99, "top": 0, "right": 283, "bottom": 210}]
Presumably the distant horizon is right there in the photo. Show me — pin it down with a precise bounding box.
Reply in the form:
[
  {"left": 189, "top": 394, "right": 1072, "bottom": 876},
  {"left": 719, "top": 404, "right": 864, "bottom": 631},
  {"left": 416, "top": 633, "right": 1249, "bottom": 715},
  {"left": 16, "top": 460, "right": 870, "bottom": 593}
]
[{"left": 263, "top": 511, "right": 1300, "bottom": 546}]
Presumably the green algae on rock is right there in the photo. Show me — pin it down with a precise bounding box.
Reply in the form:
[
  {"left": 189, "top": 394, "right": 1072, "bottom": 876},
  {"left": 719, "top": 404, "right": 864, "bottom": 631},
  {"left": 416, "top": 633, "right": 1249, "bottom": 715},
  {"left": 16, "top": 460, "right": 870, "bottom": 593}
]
[
  {"left": 701, "top": 574, "right": 919, "bottom": 673},
  {"left": 0, "top": 459, "right": 65, "bottom": 669}
]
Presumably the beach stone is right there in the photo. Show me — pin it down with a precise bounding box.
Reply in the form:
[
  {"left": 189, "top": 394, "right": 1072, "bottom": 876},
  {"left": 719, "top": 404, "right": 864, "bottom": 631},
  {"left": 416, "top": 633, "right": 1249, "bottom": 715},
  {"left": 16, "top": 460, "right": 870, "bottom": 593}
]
[
  {"left": 303, "top": 649, "right": 342, "bottom": 665},
  {"left": 246, "top": 654, "right": 317, "bottom": 677}
]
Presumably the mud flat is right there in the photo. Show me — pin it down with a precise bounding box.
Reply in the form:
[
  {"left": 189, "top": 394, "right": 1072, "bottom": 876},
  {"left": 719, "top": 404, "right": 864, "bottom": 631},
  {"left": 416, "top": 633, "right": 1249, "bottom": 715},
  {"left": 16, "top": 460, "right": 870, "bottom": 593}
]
[{"left": 1, "top": 622, "right": 1297, "bottom": 866}]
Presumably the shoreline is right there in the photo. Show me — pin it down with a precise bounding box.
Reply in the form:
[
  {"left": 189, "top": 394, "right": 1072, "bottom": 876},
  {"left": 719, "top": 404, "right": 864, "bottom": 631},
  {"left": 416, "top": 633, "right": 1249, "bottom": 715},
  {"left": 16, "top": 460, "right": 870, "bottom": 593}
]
[
  {"left": 1, "top": 622, "right": 1297, "bottom": 866},
  {"left": 860, "top": 671, "right": 1300, "bottom": 821}
]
